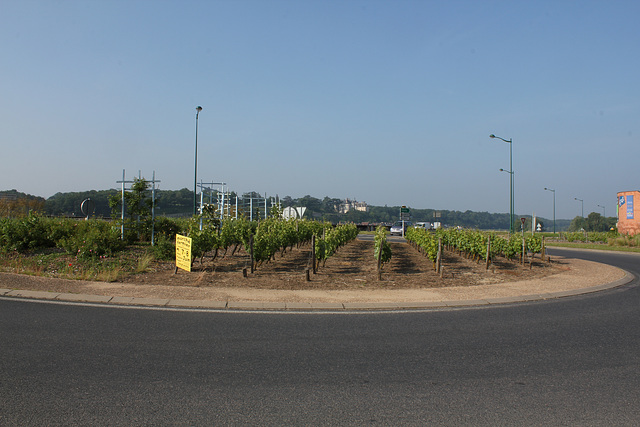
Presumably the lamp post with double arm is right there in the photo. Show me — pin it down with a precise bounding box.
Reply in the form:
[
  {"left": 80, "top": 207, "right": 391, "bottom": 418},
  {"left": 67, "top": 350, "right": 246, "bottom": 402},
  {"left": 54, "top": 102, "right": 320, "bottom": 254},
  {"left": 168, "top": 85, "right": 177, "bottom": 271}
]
[
  {"left": 193, "top": 106, "right": 202, "bottom": 216},
  {"left": 490, "top": 134, "right": 514, "bottom": 234},
  {"left": 574, "top": 197, "right": 584, "bottom": 218},
  {"left": 544, "top": 187, "right": 556, "bottom": 234}
]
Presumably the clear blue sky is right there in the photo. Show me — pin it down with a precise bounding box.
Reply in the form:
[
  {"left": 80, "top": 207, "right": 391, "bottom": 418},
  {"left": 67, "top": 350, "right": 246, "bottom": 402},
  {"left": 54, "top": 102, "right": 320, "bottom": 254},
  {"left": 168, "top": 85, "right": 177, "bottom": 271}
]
[{"left": 2, "top": 0, "right": 638, "bottom": 220}]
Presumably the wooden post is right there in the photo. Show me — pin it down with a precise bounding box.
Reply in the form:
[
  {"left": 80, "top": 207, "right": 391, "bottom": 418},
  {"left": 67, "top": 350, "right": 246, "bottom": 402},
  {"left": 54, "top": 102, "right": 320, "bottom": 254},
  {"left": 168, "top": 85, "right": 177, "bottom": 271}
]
[
  {"left": 541, "top": 236, "right": 546, "bottom": 260},
  {"left": 485, "top": 236, "right": 491, "bottom": 270},
  {"left": 250, "top": 235, "right": 254, "bottom": 273},
  {"left": 377, "top": 238, "right": 383, "bottom": 281},
  {"left": 311, "top": 234, "right": 317, "bottom": 274},
  {"left": 436, "top": 237, "right": 442, "bottom": 274},
  {"left": 305, "top": 268, "right": 310, "bottom": 281}
]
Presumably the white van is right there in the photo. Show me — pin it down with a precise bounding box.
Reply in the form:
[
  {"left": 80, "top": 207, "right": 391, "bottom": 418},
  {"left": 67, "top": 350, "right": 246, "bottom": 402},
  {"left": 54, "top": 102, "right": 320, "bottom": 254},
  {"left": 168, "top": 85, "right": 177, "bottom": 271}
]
[{"left": 414, "top": 222, "right": 433, "bottom": 230}]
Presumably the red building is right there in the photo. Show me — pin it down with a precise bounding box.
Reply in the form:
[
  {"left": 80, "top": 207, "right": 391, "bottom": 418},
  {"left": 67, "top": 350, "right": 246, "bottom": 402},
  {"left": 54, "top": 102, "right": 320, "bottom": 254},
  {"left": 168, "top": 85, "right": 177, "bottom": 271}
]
[{"left": 617, "top": 191, "right": 640, "bottom": 235}]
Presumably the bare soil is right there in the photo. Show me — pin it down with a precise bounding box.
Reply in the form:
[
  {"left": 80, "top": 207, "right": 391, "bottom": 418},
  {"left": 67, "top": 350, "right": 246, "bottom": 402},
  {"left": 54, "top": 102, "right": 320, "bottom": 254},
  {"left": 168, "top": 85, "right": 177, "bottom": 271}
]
[
  {"left": 123, "top": 238, "right": 563, "bottom": 291},
  {"left": 1, "top": 239, "right": 627, "bottom": 304}
]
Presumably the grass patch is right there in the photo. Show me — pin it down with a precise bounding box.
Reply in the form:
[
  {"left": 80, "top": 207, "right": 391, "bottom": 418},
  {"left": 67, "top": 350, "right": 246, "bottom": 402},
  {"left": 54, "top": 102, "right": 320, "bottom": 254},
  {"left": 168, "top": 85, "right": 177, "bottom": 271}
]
[
  {"left": 546, "top": 242, "right": 640, "bottom": 253},
  {"left": 0, "top": 245, "right": 158, "bottom": 281},
  {"left": 97, "top": 268, "right": 121, "bottom": 282},
  {"left": 136, "top": 253, "right": 155, "bottom": 273}
]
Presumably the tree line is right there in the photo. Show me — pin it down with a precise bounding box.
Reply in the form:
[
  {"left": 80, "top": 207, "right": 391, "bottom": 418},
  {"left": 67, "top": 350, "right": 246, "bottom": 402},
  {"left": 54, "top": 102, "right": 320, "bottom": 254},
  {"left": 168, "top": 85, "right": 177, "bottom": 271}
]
[{"left": 0, "top": 188, "right": 616, "bottom": 232}]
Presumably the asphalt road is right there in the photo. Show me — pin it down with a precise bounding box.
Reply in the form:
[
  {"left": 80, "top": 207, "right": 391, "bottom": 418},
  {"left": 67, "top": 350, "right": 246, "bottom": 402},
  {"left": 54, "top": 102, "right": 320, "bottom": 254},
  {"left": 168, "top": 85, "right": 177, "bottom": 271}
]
[
  {"left": 1, "top": 247, "right": 640, "bottom": 426},
  {"left": 359, "top": 233, "right": 407, "bottom": 242}
]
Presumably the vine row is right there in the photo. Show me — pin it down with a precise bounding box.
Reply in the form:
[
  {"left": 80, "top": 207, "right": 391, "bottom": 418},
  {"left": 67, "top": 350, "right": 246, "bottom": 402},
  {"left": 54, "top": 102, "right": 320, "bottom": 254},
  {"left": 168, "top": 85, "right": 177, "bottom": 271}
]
[
  {"left": 405, "top": 227, "right": 543, "bottom": 267},
  {"left": 314, "top": 223, "right": 359, "bottom": 270}
]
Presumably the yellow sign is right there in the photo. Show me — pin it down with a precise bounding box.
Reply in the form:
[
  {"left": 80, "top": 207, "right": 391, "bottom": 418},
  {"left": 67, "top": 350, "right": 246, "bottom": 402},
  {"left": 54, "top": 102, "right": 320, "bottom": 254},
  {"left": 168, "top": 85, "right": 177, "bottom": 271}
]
[{"left": 175, "top": 234, "right": 192, "bottom": 272}]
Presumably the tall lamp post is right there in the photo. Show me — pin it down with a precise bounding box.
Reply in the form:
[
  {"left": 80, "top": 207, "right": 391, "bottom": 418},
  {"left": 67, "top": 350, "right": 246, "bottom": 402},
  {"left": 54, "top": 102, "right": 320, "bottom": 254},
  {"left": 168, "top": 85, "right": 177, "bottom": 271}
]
[
  {"left": 574, "top": 197, "right": 584, "bottom": 218},
  {"left": 544, "top": 187, "right": 556, "bottom": 234},
  {"left": 193, "top": 106, "right": 203, "bottom": 216},
  {"left": 597, "top": 204, "right": 606, "bottom": 231},
  {"left": 490, "top": 134, "right": 513, "bottom": 234}
]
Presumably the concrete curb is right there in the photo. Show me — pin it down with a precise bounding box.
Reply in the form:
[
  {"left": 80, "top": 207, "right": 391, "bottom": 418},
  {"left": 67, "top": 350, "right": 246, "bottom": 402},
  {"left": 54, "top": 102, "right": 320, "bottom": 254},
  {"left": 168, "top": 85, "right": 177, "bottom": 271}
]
[{"left": 0, "top": 271, "right": 634, "bottom": 311}]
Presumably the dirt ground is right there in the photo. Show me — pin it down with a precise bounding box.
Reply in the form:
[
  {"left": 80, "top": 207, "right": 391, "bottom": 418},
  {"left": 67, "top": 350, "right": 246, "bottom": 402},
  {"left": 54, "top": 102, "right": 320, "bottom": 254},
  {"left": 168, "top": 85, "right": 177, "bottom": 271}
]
[
  {"left": 1, "top": 238, "right": 628, "bottom": 304},
  {"left": 123, "top": 238, "right": 564, "bottom": 291}
]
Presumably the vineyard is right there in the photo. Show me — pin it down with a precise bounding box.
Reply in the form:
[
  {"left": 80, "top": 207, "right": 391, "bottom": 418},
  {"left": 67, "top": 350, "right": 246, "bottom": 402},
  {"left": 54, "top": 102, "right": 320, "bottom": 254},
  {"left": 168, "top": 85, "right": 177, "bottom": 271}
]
[
  {"left": 185, "top": 217, "right": 359, "bottom": 272},
  {"left": 129, "top": 224, "right": 557, "bottom": 291},
  {"left": 0, "top": 213, "right": 561, "bottom": 290},
  {"left": 405, "top": 227, "right": 544, "bottom": 269}
]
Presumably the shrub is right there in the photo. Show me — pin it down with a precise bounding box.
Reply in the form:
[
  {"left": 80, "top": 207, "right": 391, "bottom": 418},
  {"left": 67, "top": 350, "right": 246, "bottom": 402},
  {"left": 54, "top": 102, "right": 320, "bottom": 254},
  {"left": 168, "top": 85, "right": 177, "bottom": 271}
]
[
  {"left": 46, "top": 218, "right": 77, "bottom": 243},
  {"left": 608, "top": 234, "right": 640, "bottom": 247},
  {"left": 150, "top": 235, "right": 176, "bottom": 261},
  {"left": 0, "top": 213, "right": 55, "bottom": 252},
  {"left": 154, "top": 216, "right": 184, "bottom": 240},
  {"left": 58, "top": 220, "right": 125, "bottom": 260}
]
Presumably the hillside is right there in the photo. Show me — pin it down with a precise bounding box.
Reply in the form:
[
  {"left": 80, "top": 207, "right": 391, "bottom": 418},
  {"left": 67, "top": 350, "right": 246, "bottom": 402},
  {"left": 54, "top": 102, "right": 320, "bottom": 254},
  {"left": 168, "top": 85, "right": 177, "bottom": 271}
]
[
  {"left": 0, "top": 190, "right": 46, "bottom": 217},
  {"left": 1, "top": 188, "right": 569, "bottom": 231}
]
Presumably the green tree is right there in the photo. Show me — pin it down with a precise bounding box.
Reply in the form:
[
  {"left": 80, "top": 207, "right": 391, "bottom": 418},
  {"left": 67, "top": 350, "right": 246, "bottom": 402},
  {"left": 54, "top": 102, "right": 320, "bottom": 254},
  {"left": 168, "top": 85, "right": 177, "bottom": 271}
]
[
  {"left": 296, "top": 195, "right": 323, "bottom": 214},
  {"left": 45, "top": 190, "right": 117, "bottom": 217},
  {"left": 568, "top": 216, "right": 587, "bottom": 232},
  {"left": 343, "top": 209, "right": 368, "bottom": 223},
  {"left": 567, "top": 212, "right": 614, "bottom": 232},
  {"left": 585, "top": 212, "right": 605, "bottom": 232},
  {"left": 604, "top": 216, "right": 617, "bottom": 232},
  {"left": 109, "top": 178, "right": 154, "bottom": 241},
  {"left": 0, "top": 190, "right": 45, "bottom": 218},
  {"left": 322, "top": 197, "right": 343, "bottom": 212},
  {"left": 155, "top": 188, "right": 192, "bottom": 215}
]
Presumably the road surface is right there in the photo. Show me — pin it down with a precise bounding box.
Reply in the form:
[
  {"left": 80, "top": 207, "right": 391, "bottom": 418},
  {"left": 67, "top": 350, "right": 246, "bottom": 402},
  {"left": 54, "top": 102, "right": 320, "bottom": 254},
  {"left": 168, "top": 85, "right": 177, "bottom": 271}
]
[{"left": 1, "top": 247, "right": 639, "bottom": 425}]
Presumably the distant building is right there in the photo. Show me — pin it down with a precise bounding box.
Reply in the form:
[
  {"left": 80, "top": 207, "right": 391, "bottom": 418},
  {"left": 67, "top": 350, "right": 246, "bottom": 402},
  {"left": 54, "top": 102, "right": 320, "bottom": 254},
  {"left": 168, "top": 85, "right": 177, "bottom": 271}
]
[
  {"left": 617, "top": 191, "right": 640, "bottom": 235},
  {"left": 335, "top": 198, "right": 369, "bottom": 214}
]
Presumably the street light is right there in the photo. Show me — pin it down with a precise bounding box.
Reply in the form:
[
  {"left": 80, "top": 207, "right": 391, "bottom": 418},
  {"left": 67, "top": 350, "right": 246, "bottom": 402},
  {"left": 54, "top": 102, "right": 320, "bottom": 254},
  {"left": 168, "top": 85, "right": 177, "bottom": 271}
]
[
  {"left": 597, "top": 204, "right": 607, "bottom": 231},
  {"left": 194, "top": 106, "right": 203, "bottom": 216},
  {"left": 544, "top": 187, "right": 556, "bottom": 234},
  {"left": 490, "top": 134, "right": 514, "bottom": 234},
  {"left": 500, "top": 168, "right": 513, "bottom": 179},
  {"left": 574, "top": 197, "right": 584, "bottom": 218},
  {"left": 499, "top": 167, "right": 514, "bottom": 231}
]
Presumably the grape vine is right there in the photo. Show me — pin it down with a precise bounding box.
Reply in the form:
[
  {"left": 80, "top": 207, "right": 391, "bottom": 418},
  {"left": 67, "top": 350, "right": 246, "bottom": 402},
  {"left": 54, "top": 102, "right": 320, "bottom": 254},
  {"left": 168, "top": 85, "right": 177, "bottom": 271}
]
[
  {"left": 374, "top": 225, "right": 392, "bottom": 265},
  {"left": 405, "top": 227, "right": 542, "bottom": 267},
  {"left": 314, "top": 223, "right": 359, "bottom": 269}
]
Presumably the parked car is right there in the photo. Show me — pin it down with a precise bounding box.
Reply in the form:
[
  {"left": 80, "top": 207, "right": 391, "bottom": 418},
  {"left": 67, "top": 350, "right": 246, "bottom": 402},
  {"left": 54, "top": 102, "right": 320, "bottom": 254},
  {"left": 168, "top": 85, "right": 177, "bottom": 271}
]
[
  {"left": 414, "top": 222, "right": 433, "bottom": 230},
  {"left": 390, "top": 220, "right": 412, "bottom": 235}
]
